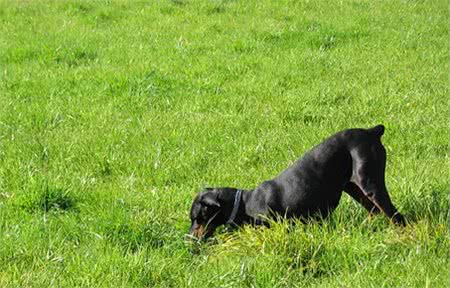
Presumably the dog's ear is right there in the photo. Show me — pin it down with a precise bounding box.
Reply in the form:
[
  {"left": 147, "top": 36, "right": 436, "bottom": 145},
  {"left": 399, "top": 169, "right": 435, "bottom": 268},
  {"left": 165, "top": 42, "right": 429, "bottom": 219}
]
[{"left": 201, "top": 191, "right": 221, "bottom": 208}]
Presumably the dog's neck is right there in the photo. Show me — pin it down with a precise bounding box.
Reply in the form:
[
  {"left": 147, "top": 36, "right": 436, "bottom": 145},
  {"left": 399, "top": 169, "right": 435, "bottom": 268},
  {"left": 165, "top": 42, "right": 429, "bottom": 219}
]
[
  {"left": 225, "top": 189, "right": 256, "bottom": 226},
  {"left": 226, "top": 189, "right": 243, "bottom": 224}
]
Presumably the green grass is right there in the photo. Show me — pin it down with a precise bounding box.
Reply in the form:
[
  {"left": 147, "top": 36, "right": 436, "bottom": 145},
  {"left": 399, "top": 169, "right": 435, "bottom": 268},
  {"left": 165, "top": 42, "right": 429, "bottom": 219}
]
[{"left": 0, "top": 0, "right": 448, "bottom": 286}]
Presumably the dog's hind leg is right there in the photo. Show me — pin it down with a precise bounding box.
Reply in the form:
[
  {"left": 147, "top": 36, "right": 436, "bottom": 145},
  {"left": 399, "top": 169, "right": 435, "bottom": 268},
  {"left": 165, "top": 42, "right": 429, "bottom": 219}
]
[
  {"left": 343, "top": 182, "right": 380, "bottom": 215},
  {"left": 350, "top": 142, "right": 406, "bottom": 226}
]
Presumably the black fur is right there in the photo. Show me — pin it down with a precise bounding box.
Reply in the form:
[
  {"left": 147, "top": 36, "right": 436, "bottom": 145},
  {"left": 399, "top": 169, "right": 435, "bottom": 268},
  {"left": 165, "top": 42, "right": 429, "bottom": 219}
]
[{"left": 188, "top": 125, "right": 405, "bottom": 239}]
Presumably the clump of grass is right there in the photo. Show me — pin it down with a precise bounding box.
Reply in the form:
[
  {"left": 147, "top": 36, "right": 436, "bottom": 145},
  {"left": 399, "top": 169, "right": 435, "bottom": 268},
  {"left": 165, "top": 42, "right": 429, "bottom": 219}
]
[
  {"left": 36, "top": 186, "right": 76, "bottom": 212},
  {"left": 38, "top": 186, "right": 75, "bottom": 212},
  {"left": 211, "top": 219, "right": 331, "bottom": 274},
  {"left": 17, "top": 182, "right": 78, "bottom": 213}
]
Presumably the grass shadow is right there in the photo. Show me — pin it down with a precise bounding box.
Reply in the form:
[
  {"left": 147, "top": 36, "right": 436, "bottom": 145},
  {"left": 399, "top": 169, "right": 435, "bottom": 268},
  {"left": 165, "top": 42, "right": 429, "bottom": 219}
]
[
  {"left": 20, "top": 184, "right": 78, "bottom": 213},
  {"left": 401, "top": 189, "right": 448, "bottom": 224}
]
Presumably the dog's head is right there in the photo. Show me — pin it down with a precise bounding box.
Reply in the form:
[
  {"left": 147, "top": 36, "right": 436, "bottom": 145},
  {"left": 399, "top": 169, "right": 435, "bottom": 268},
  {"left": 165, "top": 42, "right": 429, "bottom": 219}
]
[{"left": 188, "top": 187, "right": 238, "bottom": 240}]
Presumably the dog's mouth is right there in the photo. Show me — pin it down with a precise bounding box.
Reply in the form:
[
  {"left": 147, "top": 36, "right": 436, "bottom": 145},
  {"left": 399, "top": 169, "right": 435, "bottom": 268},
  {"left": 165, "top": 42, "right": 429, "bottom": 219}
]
[
  {"left": 189, "top": 223, "right": 204, "bottom": 238},
  {"left": 187, "top": 222, "right": 217, "bottom": 241},
  {"left": 188, "top": 210, "right": 221, "bottom": 241},
  {"left": 188, "top": 223, "right": 209, "bottom": 240}
]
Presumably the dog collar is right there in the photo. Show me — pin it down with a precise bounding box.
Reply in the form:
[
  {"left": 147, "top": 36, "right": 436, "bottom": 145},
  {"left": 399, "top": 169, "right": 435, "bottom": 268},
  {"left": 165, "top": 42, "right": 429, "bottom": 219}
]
[{"left": 226, "top": 189, "right": 242, "bottom": 225}]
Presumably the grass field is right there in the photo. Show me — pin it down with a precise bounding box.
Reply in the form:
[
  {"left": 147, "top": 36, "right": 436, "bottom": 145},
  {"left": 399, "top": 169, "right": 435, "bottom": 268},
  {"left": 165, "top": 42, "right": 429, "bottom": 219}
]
[{"left": 0, "top": 0, "right": 448, "bottom": 286}]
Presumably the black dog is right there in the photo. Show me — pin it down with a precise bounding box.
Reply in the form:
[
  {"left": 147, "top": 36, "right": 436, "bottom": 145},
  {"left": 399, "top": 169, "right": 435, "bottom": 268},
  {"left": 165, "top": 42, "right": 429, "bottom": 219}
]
[{"left": 189, "top": 125, "right": 405, "bottom": 240}]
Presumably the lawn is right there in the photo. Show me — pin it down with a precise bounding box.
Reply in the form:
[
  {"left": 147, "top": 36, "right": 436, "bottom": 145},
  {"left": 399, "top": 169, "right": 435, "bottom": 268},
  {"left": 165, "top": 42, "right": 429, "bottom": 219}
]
[{"left": 0, "top": 0, "right": 448, "bottom": 287}]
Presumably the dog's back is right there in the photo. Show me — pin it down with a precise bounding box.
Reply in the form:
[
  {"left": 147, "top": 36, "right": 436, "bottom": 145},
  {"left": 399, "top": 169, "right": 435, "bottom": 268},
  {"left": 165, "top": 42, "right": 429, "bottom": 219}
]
[{"left": 255, "top": 125, "right": 386, "bottom": 218}]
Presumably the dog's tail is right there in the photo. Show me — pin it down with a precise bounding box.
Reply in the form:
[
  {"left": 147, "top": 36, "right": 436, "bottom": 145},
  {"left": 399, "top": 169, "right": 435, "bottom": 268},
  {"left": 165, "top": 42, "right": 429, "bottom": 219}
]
[{"left": 368, "top": 124, "right": 385, "bottom": 138}]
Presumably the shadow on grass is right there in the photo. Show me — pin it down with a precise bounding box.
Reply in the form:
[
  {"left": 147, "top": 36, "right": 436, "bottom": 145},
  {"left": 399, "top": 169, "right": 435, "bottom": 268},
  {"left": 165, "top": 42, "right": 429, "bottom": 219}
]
[
  {"left": 401, "top": 189, "right": 448, "bottom": 224},
  {"left": 38, "top": 187, "right": 76, "bottom": 212},
  {"left": 19, "top": 184, "right": 78, "bottom": 213}
]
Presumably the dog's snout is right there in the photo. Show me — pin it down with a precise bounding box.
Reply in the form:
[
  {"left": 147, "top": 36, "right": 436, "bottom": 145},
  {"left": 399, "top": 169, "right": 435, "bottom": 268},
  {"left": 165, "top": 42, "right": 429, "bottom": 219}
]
[{"left": 188, "top": 222, "right": 204, "bottom": 240}]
